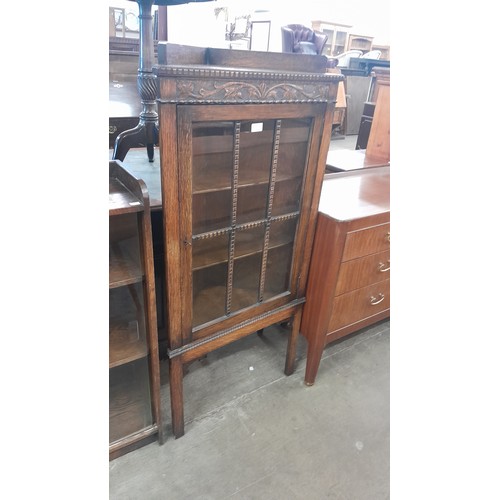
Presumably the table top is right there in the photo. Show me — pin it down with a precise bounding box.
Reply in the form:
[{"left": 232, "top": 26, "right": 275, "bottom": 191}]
[
  {"left": 326, "top": 149, "right": 388, "bottom": 172},
  {"left": 111, "top": 149, "right": 162, "bottom": 209},
  {"left": 319, "top": 166, "right": 389, "bottom": 221}
]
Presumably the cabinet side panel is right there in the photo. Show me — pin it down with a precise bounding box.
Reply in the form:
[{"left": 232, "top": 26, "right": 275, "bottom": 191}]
[{"left": 159, "top": 103, "right": 183, "bottom": 350}]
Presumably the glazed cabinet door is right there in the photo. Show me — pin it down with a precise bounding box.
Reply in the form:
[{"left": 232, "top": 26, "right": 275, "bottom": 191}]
[{"left": 177, "top": 103, "right": 326, "bottom": 338}]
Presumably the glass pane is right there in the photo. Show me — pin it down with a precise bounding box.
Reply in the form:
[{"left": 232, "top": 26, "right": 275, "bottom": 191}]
[
  {"left": 192, "top": 261, "right": 228, "bottom": 327},
  {"left": 236, "top": 120, "right": 274, "bottom": 223},
  {"left": 272, "top": 118, "right": 310, "bottom": 216},
  {"left": 193, "top": 190, "right": 232, "bottom": 234},
  {"left": 264, "top": 241, "right": 295, "bottom": 299},
  {"left": 232, "top": 252, "right": 262, "bottom": 311},
  {"left": 268, "top": 217, "right": 298, "bottom": 249},
  {"left": 109, "top": 358, "right": 152, "bottom": 443},
  {"left": 231, "top": 226, "right": 266, "bottom": 310},
  {"left": 192, "top": 232, "right": 230, "bottom": 270},
  {"left": 192, "top": 122, "right": 234, "bottom": 234},
  {"left": 237, "top": 184, "right": 268, "bottom": 223}
]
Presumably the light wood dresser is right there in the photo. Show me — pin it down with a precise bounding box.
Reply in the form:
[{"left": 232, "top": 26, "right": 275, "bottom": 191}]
[{"left": 300, "top": 165, "right": 390, "bottom": 385}]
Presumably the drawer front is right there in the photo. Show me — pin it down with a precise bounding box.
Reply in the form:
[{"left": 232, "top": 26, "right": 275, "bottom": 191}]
[
  {"left": 336, "top": 250, "right": 390, "bottom": 295},
  {"left": 342, "top": 223, "right": 390, "bottom": 261},
  {"left": 328, "top": 279, "right": 390, "bottom": 332}
]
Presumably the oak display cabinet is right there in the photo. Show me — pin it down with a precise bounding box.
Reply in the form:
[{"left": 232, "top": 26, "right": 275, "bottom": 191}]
[
  {"left": 109, "top": 160, "right": 164, "bottom": 459},
  {"left": 153, "top": 43, "right": 343, "bottom": 438}
]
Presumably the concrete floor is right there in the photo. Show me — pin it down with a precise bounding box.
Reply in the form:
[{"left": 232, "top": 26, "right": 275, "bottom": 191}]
[
  {"left": 109, "top": 320, "right": 389, "bottom": 499},
  {"left": 109, "top": 133, "right": 390, "bottom": 498}
]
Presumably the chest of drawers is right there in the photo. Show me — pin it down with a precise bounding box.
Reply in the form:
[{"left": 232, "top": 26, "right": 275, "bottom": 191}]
[{"left": 300, "top": 166, "right": 390, "bottom": 385}]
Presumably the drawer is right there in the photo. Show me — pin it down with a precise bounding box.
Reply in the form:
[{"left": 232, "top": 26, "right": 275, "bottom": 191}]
[
  {"left": 336, "top": 250, "right": 390, "bottom": 295},
  {"left": 342, "top": 223, "right": 390, "bottom": 261},
  {"left": 328, "top": 279, "right": 390, "bottom": 332}
]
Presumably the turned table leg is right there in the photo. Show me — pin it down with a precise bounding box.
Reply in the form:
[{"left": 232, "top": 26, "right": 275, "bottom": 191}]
[{"left": 112, "top": 0, "right": 159, "bottom": 162}]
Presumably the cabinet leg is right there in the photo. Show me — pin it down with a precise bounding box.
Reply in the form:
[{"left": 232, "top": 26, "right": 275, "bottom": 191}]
[
  {"left": 304, "top": 334, "right": 325, "bottom": 386},
  {"left": 284, "top": 309, "right": 302, "bottom": 376},
  {"left": 168, "top": 356, "right": 185, "bottom": 438}
]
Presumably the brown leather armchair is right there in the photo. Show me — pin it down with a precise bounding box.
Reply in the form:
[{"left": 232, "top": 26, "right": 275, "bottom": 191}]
[{"left": 281, "top": 24, "right": 328, "bottom": 55}]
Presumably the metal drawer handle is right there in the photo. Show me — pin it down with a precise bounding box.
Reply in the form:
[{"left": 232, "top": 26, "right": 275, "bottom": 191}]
[
  {"left": 378, "top": 260, "right": 390, "bottom": 272},
  {"left": 370, "top": 293, "right": 385, "bottom": 305},
  {"left": 385, "top": 232, "right": 390, "bottom": 243}
]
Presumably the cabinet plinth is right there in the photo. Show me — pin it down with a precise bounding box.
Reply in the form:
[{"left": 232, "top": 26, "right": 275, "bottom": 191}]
[
  {"left": 300, "top": 166, "right": 390, "bottom": 386},
  {"left": 109, "top": 160, "right": 164, "bottom": 459},
  {"left": 153, "top": 43, "right": 343, "bottom": 438}
]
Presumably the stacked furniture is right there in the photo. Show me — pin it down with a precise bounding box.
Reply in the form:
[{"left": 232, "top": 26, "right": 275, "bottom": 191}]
[{"left": 153, "top": 43, "right": 343, "bottom": 438}]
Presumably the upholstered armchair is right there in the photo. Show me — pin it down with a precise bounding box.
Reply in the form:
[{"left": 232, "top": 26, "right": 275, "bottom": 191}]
[{"left": 281, "top": 24, "right": 328, "bottom": 55}]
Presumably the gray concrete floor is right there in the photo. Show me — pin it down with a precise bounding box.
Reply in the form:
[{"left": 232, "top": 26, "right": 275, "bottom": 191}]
[
  {"left": 110, "top": 320, "right": 389, "bottom": 499},
  {"left": 109, "top": 134, "right": 389, "bottom": 498}
]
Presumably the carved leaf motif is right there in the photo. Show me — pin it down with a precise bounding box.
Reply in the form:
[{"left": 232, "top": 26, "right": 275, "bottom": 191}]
[{"left": 176, "top": 79, "right": 325, "bottom": 101}]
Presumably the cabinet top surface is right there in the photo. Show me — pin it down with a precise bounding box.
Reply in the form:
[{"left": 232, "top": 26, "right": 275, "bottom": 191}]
[
  {"left": 319, "top": 166, "right": 389, "bottom": 221},
  {"left": 154, "top": 43, "right": 344, "bottom": 79}
]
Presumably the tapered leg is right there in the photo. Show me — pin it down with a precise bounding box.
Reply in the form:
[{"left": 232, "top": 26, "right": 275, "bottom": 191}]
[
  {"left": 284, "top": 308, "right": 302, "bottom": 375},
  {"left": 168, "top": 356, "right": 185, "bottom": 438},
  {"left": 304, "top": 334, "right": 325, "bottom": 386}
]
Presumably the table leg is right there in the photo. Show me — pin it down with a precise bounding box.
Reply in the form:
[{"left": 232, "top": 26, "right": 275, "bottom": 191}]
[{"left": 112, "top": 0, "right": 159, "bottom": 162}]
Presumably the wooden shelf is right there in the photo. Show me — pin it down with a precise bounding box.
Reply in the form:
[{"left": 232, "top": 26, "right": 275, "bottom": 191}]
[
  {"left": 109, "top": 360, "right": 153, "bottom": 444},
  {"left": 109, "top": 239, "right": 143, "bottom": 287},
  {"left": 192, "top": 217, "right": 297, "bottom": 270},
  {"left": 109, "top": 319, "right": 148, "bottom": 368}
]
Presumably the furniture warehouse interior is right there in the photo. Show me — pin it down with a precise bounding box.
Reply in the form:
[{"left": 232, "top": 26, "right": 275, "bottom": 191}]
[{"left": 108, "top": 5, "right": 390, "bottom": 496}]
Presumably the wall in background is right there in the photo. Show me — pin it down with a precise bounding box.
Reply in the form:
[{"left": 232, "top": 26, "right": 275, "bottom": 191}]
[{"left": 108, "top": 0, "right": 390, "bottom": 53}]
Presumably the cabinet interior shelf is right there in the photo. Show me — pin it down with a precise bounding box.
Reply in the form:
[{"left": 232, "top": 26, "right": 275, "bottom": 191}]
[
  {"left": 109, "top": 360, "right": 153, "bottom": 444},
  {"left": 109, "top": 320, "right": 148, "bottom": 368},
  {"left": 109, "top": 240, "right": 144, "bottom": 288},
  {"left": 193, "top": 284, "right": 287, "bottom": 328},
  {"left": 192, "top": 221, "right": 297, "bottom": 270},
  {"left": 193, "top": 171, "right": 303, "bottom": 195}
]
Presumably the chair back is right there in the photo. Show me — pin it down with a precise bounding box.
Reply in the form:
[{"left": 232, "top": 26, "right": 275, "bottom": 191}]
[{"left": 281, "top": 24, "right": 328, "bottom": 55}]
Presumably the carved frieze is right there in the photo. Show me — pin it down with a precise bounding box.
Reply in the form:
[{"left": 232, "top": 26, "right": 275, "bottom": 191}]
[{"left": 156, "top": 67, "right": 341, "bottom": 104}]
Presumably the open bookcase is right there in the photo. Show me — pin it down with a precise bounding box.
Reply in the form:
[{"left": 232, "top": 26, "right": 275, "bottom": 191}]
[
  {"left": 153, "top": 43, "right": 343, "bottom": 438},
  {"left": 109, "top": 160, "right": 164, "bottom": 459}
]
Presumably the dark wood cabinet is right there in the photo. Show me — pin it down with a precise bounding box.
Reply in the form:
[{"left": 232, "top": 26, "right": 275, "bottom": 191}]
[
  {"left": 109, "top": 160, "right": 164, "bottom": 459},
  {"left": 153, "top": 43, "right": 343, "bottom": 438},
  {"left": 300, "top": 167, "right": 390, "bottom": 386}
]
